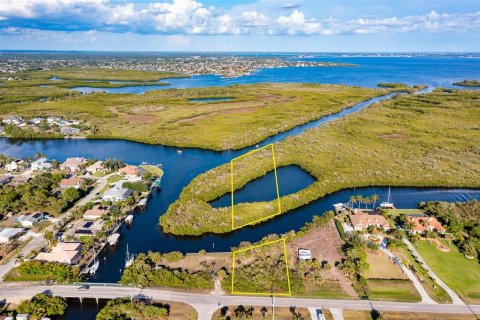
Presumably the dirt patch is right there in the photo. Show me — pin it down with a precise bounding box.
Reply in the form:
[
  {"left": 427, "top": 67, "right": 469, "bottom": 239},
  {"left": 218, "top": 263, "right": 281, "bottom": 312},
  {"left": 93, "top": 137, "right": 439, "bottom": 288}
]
[
  {"left": 423, "top": 238, "right": 451, "bottom": 252},
  {"left": 109, "top": 106, "right": 156, "bottom": 124},
  {"left": 289, "top": 220, "right": 358, "bottom": 297}
]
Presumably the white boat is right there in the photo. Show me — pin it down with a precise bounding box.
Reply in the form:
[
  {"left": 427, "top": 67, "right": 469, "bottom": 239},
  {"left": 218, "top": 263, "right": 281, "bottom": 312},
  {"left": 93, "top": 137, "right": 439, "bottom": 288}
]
[
  {"left": 125, "top": 244, "right": 135, "bottom": 268},
  {"left": 125, "top": 214, "right": 134, "bottom": 225},
  {"left": 89, "top": 248, "right": 99, "bottom": 274},
  {"left": 380, "top": 187, "right": 395, "bottom": 209},
  {"left": 89, "top": 260, "right": 99, "bottom": 274},
  {"left": 177, "top": 150, "right": 182, "bottom": 154}
]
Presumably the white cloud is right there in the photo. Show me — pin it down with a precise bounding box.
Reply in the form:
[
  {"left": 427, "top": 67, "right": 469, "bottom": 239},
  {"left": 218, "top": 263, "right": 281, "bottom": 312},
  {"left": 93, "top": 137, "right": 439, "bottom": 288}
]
[{"left": 0, "top": 1, "right": 479, "bottom": 36}]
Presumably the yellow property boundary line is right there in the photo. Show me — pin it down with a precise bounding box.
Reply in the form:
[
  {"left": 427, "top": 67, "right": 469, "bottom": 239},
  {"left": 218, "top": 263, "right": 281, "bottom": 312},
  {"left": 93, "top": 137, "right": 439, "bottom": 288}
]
[
  {"left": 230, "top": 143, "right": 282, "bottom": 230},
  {"left": 231, "top": 238, "right": 292, "bottom": 296}
]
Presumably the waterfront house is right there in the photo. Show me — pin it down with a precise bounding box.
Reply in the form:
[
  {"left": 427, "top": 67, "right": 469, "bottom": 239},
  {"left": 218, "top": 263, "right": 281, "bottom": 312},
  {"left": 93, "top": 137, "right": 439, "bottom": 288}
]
[
  {"left": 68, "top": 220, "right": 105, "bottom": 239},
  {"left": 15, "top": 314, "right": 30, "bottom": 320},
  {"left": 86, "top": 161, "right": 104, "bottom": 174},
  {"left": 61, "top": 126, "right": 81, "bottom": 135},
  {"left": 59, "top": 176, "right": 84, "bottom": 189},
  {"left": 5, "top": 161, "right": 18, "bottom": 172},
  {"left": 29, "top": 117, "right": 45, "bottom": 124},
  {"left": 83, "top": 205, "right": 110, "bottom": 220},
  {"left": 406, "top": 214, "right": 445, "bottom": 234},
  {"left": 59, "top": 157, "right": 87, "bottom": 172},
  {"left": 102, "top": 187, "right": 132, "bottom": 202},
  {"left": 15, "top": 212, "right": 44, "bottom": 228},
  {"left": 349, "top": 211, "right": 390, "bottom": 231},
  {"left": 35, "top": 242, "right": 82, "bottom": 265},
  {"left": 119, "top": 165, "right": 144, "bottom": 178},
  {"left": 0, "top": 175, "right": 12, "bottom": 185},
  {"left": 0, "top": 126, "right": 5, "bottom": 135},
  {"left": 2, "top": 115, "right": 24, "bottom": 125},
  {"left": 31, "top": 157, "right": 52, "bottom": 171},
  {"left": 0, "top": 228, "right": 25, "bottom": 243}
]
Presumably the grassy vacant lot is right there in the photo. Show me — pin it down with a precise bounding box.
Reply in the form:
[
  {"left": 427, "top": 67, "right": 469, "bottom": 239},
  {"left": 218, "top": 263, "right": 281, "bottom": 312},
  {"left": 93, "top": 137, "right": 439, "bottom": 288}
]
[
  {"left": 364, "top": 279, "right": 420, "bottom": 302},
  {"left": 161, "top": 89, "right": 480, "bottom": 235},
  {"left": 212, "top": 305, "right": 311, "bottom": 320},
  {"left": 364, "top": 252, "right": 408, "bottom": 280},
  {"left": 1, "top": 69, "right": 394, "bottom": 149},
  {"left": 343, "top": 310, "right": 478, "bottom": 320},
  {"left": 363, "top": 251, "right": 420, "bottom": 302},
  {"left": 416, "top": 240, "right": 480, "bottom": 304},
  {"left": 394, "top": 245, "right": 451, "bottom": 303}
]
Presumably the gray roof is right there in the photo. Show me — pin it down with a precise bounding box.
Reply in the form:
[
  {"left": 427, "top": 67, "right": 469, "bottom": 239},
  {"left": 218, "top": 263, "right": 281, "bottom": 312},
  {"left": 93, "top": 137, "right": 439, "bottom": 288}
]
[{"left": 103, "top": 187, "right": 132, "bottom": 197}]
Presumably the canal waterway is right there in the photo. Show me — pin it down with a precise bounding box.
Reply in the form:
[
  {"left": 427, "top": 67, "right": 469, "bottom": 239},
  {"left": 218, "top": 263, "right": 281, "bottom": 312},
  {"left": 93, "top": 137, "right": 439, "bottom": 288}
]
[{"left": 2, "top": 54, "right": 480, "bottom": 318}]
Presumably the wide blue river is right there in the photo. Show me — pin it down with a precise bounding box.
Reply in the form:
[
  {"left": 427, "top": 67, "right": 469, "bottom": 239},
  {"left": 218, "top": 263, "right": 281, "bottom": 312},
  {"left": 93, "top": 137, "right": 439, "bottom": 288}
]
[
  {"left": 71, "top": 53, "right": 480, "bottom": 94},
  {"left": 1, "top": 54, "right": 480, "bottom": 319}
]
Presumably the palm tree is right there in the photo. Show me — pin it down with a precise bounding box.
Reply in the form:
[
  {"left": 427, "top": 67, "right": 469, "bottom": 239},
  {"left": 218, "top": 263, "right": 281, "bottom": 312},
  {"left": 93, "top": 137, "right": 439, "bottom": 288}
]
[
  {"left": 349, "top": 195, "right": 356, "bottom": 209},
  {"left": 364, "top": 197, "right": 371, "bottom": 210},
  {"left": 356, "top": 195, "right": 363, "bottom": 209},
  {"left": 371, "top": 194, "right": 379, "bottom": 209}
]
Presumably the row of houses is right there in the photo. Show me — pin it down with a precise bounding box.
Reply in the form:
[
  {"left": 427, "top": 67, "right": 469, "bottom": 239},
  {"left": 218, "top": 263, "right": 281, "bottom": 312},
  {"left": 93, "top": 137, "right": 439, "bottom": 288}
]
[
  {"left": 1, "top": 115, "right": 83, "bottom": 137},
  {"left": 343, "top": 209, "right": 445, "bottom": 235}
]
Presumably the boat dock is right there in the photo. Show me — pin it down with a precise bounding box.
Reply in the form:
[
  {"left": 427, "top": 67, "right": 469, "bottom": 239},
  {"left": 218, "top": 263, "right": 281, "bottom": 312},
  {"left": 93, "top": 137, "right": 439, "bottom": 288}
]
[
  {"left": 107, "top": 233, "right": 120, "bottom": 246},
  {"left": 125, "top": 215, "right": 134, "bottom": 225}
]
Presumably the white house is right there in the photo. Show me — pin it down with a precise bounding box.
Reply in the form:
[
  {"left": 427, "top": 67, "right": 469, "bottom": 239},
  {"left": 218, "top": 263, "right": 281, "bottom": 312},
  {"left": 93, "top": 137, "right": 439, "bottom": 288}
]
[
  {"left": 15, "top": 212, "right": 44, "bottom": 228},
  {"left": 31, "top": 157, "right": 52, "bottom": 171},
  {"left": 5, "top": 161, "right": 18, "bottom": 172},
  {"left": 2, "top": 115, "right": 24, "bottom": 125},
  {"left": 0, "top": 228, "right": 24, "bottom": 243},
  {"left": 102, "top": 187, "right": 132, "bottom": 202}
]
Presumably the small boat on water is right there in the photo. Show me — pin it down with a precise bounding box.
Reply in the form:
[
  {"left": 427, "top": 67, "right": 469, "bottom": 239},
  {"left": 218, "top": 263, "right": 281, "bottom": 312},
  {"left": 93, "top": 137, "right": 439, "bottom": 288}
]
[
  {"left": 380, "top": 187, "right": 395, "bottom": 209},
  {"left": 177, "top": 150, "right": 182, "bottom": 154},
  {"left": 125, "top": 244, "right": 135, "bottom": 268},
  {"left": 89, "top": 248, "right": 99, "bottom": 274}
]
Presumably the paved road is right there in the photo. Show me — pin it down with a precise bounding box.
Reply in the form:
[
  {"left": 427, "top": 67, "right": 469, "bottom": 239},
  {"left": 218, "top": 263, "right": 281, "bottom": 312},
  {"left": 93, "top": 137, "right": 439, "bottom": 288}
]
[
  {"left": 0, "top": 284, "right": 479, "bottom": 318},
  {"left": 403, "top": 238, "right": 464, "bottom": 305},
  {"left": 0, "top": 175, "right": 110, "bottom": 281},
  {"left": 380, "top": 243, "right": 436, "bottom": 304}
]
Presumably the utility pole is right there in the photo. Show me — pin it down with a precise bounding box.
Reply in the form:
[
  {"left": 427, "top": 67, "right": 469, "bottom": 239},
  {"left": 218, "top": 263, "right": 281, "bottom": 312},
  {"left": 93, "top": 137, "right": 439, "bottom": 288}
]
[{"left": 272, "top": 295, "right": 275, "bottom": 320}]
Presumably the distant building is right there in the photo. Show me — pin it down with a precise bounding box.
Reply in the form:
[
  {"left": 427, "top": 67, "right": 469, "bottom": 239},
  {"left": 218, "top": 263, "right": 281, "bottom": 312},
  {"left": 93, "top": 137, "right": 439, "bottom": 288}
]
[
  {"left": 59, "top": 176, "right": 84, "bottom": 189},
  {"left": 0, "top": 126, "right": 5, "bottom": 135},
  {"left": 29, "top": 117, "right": 45, "bottom": 124},
  {"left": 31, "top": 157, "right": 52, "bottom": 171},
  {"left": 0, "top": 175, "right": 12, "bottom": 185},
  {"left": 349, "top": 211, "right": 390, "bottom": 231},
  {"left": 83, "top": 205, "right": 110, "bottom": 220},
  {"left": 61, "top": 126, "right": 81, "bottom": 135},
  {"left": 35, "top": 242, "right": 82, "bottom": 265},
  {"left": 406, "top": 214, "right": 445, "bottom": 234},
  {"left": 60, "top": 157, "right": 87, "bottom": 172},
  {"left": 86, "top": 161, "right": 104, "bottom": 174},
  {"left": 0, "top": 228, "right": 24, "bottom": 243},
  {"left": 103, "top": 187, "right": 132, "bottom": 202},
  {"left": 2, "top": 115, "right": 24, "bottom": 125},
  {"left": 15, "top": 212, "right": 44, "bottom": 228},
  {"left": 15, "top": 314, "right": 30, "bottom": 320}
]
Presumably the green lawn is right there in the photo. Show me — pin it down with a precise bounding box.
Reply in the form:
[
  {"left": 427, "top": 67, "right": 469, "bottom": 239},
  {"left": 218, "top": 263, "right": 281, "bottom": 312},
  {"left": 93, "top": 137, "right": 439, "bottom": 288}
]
[
  {"left": 416, "top": 240, "right": 480, "bottom": 304},
  {"left": 139, "top": 165, "right": 164, "bottom": 177},
  {"left": 365, "top": 279, "right": 421, "bottom": 302}
]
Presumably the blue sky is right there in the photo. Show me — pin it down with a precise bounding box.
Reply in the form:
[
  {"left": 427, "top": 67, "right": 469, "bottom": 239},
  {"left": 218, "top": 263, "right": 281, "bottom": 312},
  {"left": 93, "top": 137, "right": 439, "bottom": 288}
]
[{"left": 0, "top": 0, "right": 479, "bottom": 52}]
